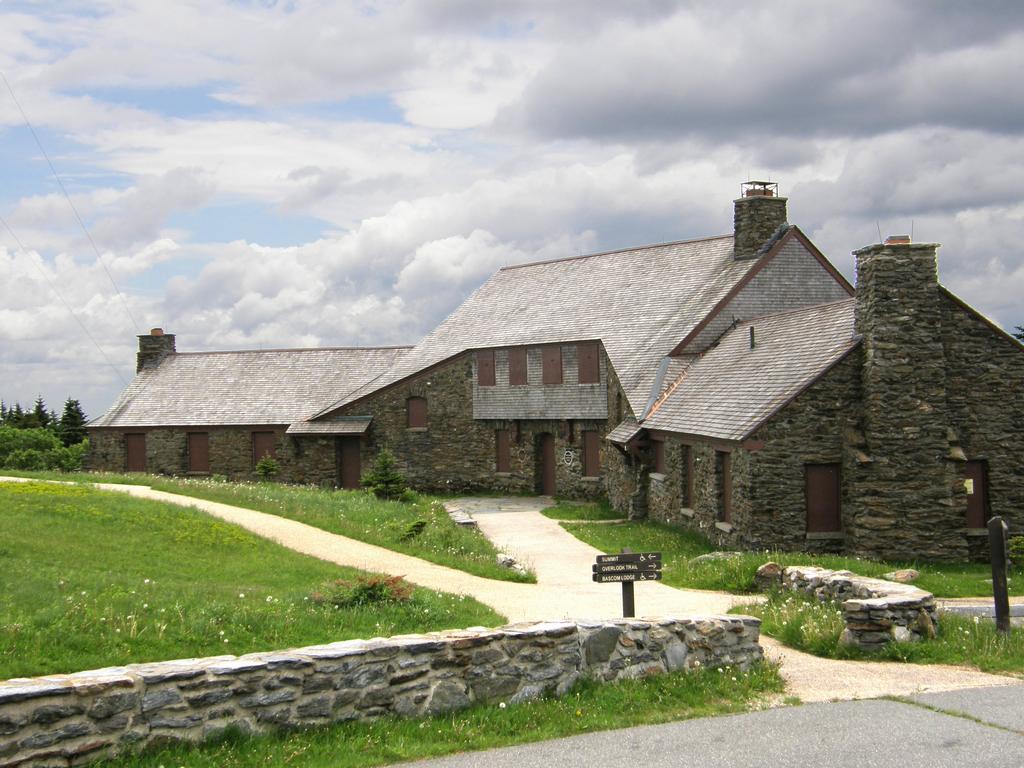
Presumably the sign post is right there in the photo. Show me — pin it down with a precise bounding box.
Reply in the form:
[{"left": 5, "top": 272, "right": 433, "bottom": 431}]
[
  {"left": 592, "top": 548, "right": 662, "bottom": 619},
  {"left": 988, "top": 516, "right": 1011, "bottom": 634}
]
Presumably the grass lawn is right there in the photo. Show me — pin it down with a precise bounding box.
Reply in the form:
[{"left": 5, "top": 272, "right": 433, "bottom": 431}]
[
  {"left": 561, "top": 519, "right": 1021, "bottom": 598},
  {"left": 99, "top": 663, "right": 784, "bottom": 768},
  {"left": 541, "top": 499, "right": 624, "bottom": 521},
  {"left": 0, "top": 481, "right": 504, "bottom": 679},
  {"left": 734, "top": 591, "right": 1024, "bottom": 677},
  {"left": 0, "top": 471, "right": 533, "bottom": 583}
]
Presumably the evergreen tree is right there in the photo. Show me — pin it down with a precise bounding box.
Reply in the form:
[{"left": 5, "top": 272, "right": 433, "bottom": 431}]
[
  {"left": 1014, "top": 326, "right": 1024, "bottom": 342},
  {"left": 0, "top": 402, "right": 6, "bottom": 425},
  {"left": 57, "top": 398, "right": 88, "bottom": 447},
  {"left": 11, "top": 404, "right": 25, "bottom": 428},
  {"left": 30, "top": 396, "right": 49, "bottom": 429}
]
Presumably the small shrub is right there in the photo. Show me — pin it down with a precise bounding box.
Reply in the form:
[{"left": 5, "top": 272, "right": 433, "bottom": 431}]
[
  {"left": 399, "top": 488, "right": 419, "bottom": 504},
  {"left": 1010, "top": 536, "right": 1024, "bottom": 571},
  {"left": 49, "top": 440, "right": 88, "bottom": 472},
  {"left": 401, "top": 519, "right": 428, "bottom": 540},
  {"left": 254, "top": 455, "right": 280, "bottom": 480},
  {"left": 311, "top": 575, "right": 414, "bottom": 608},
  {"left": 361, "top": 448, "right": 408, "bottom": 500}
]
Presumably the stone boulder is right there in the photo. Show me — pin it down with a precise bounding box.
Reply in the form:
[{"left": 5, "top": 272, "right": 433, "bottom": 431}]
[
  {"left": 883, "top": 569, "right": 920, "bottom": 583},
  {"left": 754, "top": 562, "right": 785, "bottom": 591}
]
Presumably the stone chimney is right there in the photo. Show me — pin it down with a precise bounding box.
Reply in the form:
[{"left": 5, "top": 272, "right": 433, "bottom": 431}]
[
  {"left": 733, "top": 181, "right": 788, "bottom": 260},
  {"left": 849, "top": 237, "right": 967, "bottom": 561},
  {"left": 137, "top": 328, "right": 176, "bottom": 373}
]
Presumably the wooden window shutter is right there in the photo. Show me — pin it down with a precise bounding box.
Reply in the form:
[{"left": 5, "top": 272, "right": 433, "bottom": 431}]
[
  {"left": 577, "top": 341, "right": 600, "bottom": 384},
  {"left": 542, "top": 346, "right": 562, "bottom": 385},
  {"left": 716, "top": 450, "right": 731, "bottom": 523},
  {"left": 681, "top": 445, "right": 693, "bottom": 507},
  {"left": 477, "top": 349, "right": 496, "bottom": 386},
  {"left": 653, "top": 439, "right": 666, "bottom": 474},
  {"left": 583, "top": 430, "right": 601, "bottom": 477},
  {"left": 188, "top": 432, "right": 210, "bottom": 473},
  {"left": 508, "top": 348, "right": 528, "bottom": 385},
  {"left": 805, "top": 463, "right": 842, "bottom": 532},
  {"left": 407, "top": 397, "right": 428, "bottom": 428},
  {"left": 125, "top": 433, "right": 146, "bottom": 472},
  {"left": 252, "top": 431, "right": 276, "bottom": 466},
  {"left": 495, "top": 429, "right": 511, "bottom": 473}
]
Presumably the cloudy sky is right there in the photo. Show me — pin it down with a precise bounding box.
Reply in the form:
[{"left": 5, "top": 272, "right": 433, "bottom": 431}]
[{"left": 2, "top": 0, "right": 1023, "bottom": 418}]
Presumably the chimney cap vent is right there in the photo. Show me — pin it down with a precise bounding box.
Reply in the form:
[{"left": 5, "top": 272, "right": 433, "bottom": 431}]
[
  {"left": 741, "top": 180, "right": 778, "bottom": 198},
  {"left": 150, "top": 328, "right": 164, "bottom": 336},
  {"left": 884, "top": 234, "right": 912, "bottom": 245}
]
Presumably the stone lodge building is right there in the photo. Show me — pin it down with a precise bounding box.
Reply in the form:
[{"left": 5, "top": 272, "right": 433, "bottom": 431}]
[{"left": 87, "top": 182, "right": 1024, "bottom": 562}]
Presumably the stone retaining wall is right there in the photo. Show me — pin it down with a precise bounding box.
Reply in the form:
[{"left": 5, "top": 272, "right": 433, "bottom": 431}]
[
  {"left": 757, "top": 563, "right": 937, "bottom": 650},
  {"left": 0, "top": 616, "right": 762, "bottom": 768}
]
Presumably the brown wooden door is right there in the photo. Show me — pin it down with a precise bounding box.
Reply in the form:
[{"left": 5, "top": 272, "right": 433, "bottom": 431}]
[
  {"left": 188, "top": 432, "right": 209, "bottom": 473},
  {"left": 252, "top": 432, "right": 275, "bottom": 465},
  {"left": 539, "top": 433, "right": 556, "bottom": 495},
  {"left": 495, "top": 429, "right": 511, "bottom": 473},
  {"left": 339, "top": 437, "right": 362, "bottom": 490},
  {"left": 964, "top": 460, "right": 989, "bottom": 529},
  {"left": 583, "top": 430, "right": 601, "bottom": 477},
  {"left": 805, "top": 463, "right": 841, "bottom": 533},
  {"left": 125, "top": 433, "right": 146, "bottom": 472}
]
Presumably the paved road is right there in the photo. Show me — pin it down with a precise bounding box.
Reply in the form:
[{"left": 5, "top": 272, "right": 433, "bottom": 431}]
[{"left": 401, "top": 686, "right": 1024, "bottom": 768}]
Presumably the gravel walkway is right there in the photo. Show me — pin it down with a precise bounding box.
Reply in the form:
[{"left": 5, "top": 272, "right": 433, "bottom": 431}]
[{"left": 5, "top": 478, "right": 1019, "bottom": 702}]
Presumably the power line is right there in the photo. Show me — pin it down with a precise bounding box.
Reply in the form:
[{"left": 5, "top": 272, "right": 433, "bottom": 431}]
[
  {"left": 1, "top": 71, "right": 141, "bottom": 333},
  {"left": 0, "top": 213, "right": 129, "bottom": 387}
]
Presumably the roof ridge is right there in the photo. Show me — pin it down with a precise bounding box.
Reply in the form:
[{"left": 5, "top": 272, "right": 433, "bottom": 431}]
[
  {"left": 499, "top": 234, "right": 732, "bottom": 272},
  {"left": 173, "top": 345, "right": 414, "bottom": 356}
]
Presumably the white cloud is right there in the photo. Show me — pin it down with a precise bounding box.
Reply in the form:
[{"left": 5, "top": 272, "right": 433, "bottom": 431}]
[{"left": 1, "top": 0, "right": 1024, "bottom": 421}]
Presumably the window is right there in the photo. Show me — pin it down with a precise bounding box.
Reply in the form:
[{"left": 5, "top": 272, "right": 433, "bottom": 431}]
[
  {"left": 652, "top": 438, "right": 666, "bottom": 474},
  {"left": 495, "top": 429, "right": 511, "bottom": 473},
  {"left": 125, "top": 433, "right": 146, "bottom": 472},
  {"left": 583, "top": 430, "right": 601, "bottom": 477},
  {"left": 615, "top": 391, "right": 623, "bottom": 424},
  {"left": 542, "top": 346, "right": 562, "bottom": 385},
  {"left": 477, "top": 349, "right": 496, "bottom": 386},
  {"left": 188, "top": 432, "right": 210, "bottom": 473},
  {"left": 805, "top": 463, "right": 841, "bottom": 533},
  {"left": 680, "top": 445, "right": 694, "bottom": 507},
  {"left": 577, "top": 341, "right": 600, "bottom": 384},
  {"left": 715, "top": 450, "right": 731, "bottom": 524},
  {"left": 252, "top": 431, "right": 276, "bottom": 467},
  {"left": 407, "top": 397, "right": 427, "bottom": 429},
  {"left": 508, "top": 347, "right": 528, "bottom": 385}
]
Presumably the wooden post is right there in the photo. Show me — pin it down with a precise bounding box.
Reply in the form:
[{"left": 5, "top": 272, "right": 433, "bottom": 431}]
[
  {"left": 621, "top": 547, "right": 635, "bottom": 618},
  {"left": 988, "top": 516, "right": 1011, "bottom": 634}
]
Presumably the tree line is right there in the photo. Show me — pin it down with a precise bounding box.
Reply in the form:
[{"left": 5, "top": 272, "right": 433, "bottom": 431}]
[{"left": 0, "top": 396, "right": 89, "bottom": 471}]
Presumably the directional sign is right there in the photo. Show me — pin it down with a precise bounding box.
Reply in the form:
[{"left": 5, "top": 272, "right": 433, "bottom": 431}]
[
  {"left": 592, "top": 571, "right": 663, "bottom": 583},
  {"left": 595, "top": 552, "right": 661, "bottom": 565},
  {"left": 592, "top": 562, "right": 661, "bottom": 574}
]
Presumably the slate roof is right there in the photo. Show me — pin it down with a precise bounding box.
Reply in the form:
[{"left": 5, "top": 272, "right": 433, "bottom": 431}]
[
  {"left": 286, "top": 418, "right": 372, "bottom": 435},
  {"left": 89, "top": 347, "right": 409, "bottom": 428},
  {"left": 606, "top": 418, "right": 642, "bottom": 444},
  {"left": 318, "top": 234, "right": 758, "bottom": 417},
  {"left": 640, "top": 299, "right": 858, "bottom": 441}
]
